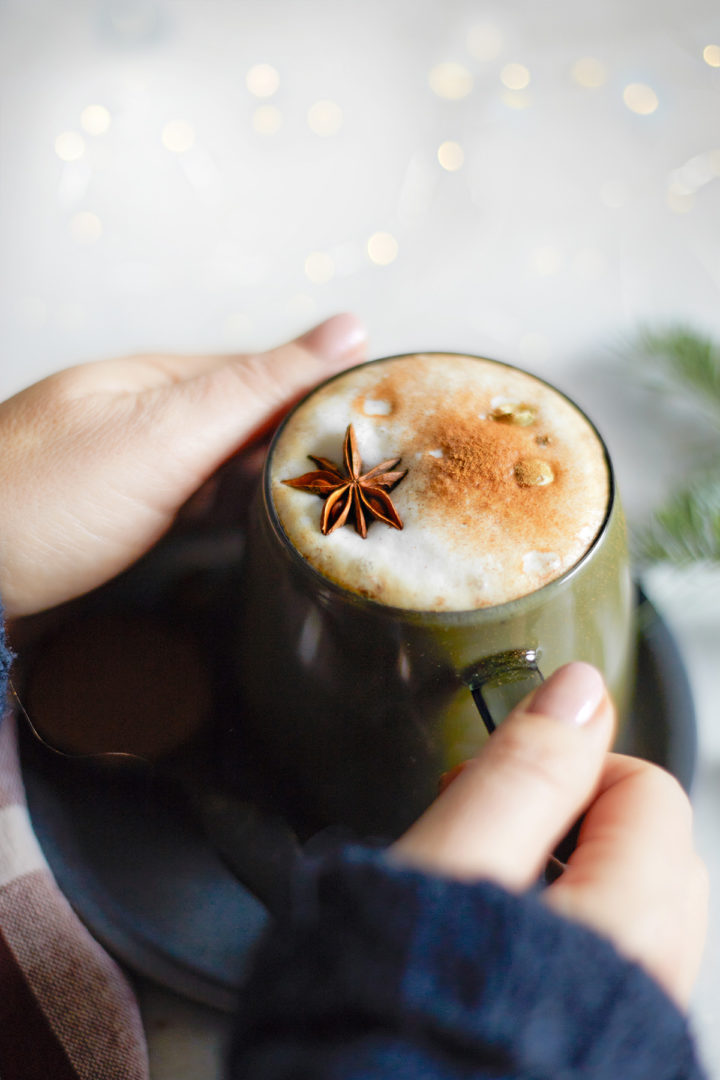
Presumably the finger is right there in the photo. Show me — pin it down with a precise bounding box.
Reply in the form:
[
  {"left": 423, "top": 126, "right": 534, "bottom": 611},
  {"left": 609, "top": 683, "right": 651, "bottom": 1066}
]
[
  {"left": 218, "top": 313, "right": 369, "bottom": 442},
  {"left": 555, "top": 753, "right": 695, "bottom": 885},
  {"left": 39, "top": 312, "right": 367, "bottom": 399},
  {"left": 392, "top": 663, "right": 614, "bottom": 889},
  {"left": 543, "top": 753, "right": 708, "bottom": 1004}
]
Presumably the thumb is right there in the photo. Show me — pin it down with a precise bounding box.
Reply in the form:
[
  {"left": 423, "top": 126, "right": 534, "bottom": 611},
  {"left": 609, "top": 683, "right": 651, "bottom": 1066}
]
[
  {"left": 235, "top": 312, "right": 369, "bottom": 441},
  {"left": 392, "top": 663, "right": 615, "bottom": 890},
  {"left": 156, "top": 313, "right": 368, "bottom": 460}
]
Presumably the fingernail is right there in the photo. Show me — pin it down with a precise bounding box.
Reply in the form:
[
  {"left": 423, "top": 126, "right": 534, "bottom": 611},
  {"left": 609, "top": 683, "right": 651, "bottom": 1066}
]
[
  {"left": 526, "top": 662, "right": 605, "bottom": 726},
  {"left": 300, "top": 314, "right": 367, "bottom": 366}
]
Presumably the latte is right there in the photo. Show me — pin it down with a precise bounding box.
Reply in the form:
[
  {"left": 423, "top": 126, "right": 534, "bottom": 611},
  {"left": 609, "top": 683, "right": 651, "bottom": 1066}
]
[{"left": 270, "top": 354, "right": 609, "bottom": 612}]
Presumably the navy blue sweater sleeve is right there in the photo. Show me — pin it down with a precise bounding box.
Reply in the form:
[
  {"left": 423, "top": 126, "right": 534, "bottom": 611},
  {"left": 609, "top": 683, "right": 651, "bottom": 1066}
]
[
  {"left": 229, "top": 843, "right": 706, "bottom": 1080},
  {"left": 0, "top": 599, "right": 13, "bottom": 714}
]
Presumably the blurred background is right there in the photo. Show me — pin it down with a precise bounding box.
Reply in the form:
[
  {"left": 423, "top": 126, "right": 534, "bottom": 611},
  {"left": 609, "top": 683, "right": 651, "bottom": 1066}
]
[{"left": 1, "top": 0, "right": 719, "bottom": 1076}]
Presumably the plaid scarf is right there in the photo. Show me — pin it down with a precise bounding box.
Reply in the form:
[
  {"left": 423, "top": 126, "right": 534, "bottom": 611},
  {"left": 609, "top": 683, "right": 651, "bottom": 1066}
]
[{"left": 0, "top": 604, "right": 149, "bottom": 1078}]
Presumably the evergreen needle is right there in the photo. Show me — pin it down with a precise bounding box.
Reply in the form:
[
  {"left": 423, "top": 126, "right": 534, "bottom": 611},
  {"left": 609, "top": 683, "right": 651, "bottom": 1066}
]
[
  {"left": 634, "top": 325, "right": 720, "bottom": 425},
  {"left": 630, "top": 324, "right": 720, "bottom": 566}
]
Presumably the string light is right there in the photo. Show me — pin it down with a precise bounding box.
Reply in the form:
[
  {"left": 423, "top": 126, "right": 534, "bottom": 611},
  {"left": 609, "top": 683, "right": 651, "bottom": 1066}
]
[
  {"left": 622, "top": 83, "right": 658, "bottom": 115},
  {"left": 437, "top": 141, "right": 464, "bottom": 171},
  {"left": 571, "top": 58, "right": 607, "bottom": 88},
  {"left": 161, "top": 120, "right": 196, "bottom": 152},
  {"left": 367, "top": 232, "right": 398, "bottom": 266},
  {"left": 252, "top": 105, "right": 282, "bottom": 134},
  {"left": 466, "top": 23, "right": 503, "bottom": 61},
  {"left": 307, "top": 100, "right": 343, "bottom": 136},
  {"left": 69, "top": 211, "right": 102, "bottom": 244},
  {"left": 500, "top": 63, "right": 531, "bottom": 90},
  {"left": 428, "top": 62, "right": 473, "bottom": 100},
  {"left": 246, "top": 63, "right": 280, "bottom": 97},
  {"left": 81, "top": 105, "right": 111, "bottom": 135},
  {"left": 55, "top": 132, "right": 85, "bottom": 162},
  {"left": 304, "top": 251, "right": 335, "bottom": 283},
  {"left": 703, "top": 44, "right": 720, "bottom": 67}
]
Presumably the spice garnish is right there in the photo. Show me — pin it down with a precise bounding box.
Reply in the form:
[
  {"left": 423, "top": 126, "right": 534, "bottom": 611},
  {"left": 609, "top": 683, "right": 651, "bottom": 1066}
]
[{"left": 283, "top": 424, "right": 408, "bottom": 537}]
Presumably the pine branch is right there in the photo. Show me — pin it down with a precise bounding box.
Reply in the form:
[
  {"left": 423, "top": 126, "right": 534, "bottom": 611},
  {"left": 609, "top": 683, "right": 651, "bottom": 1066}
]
[
  {"left": 635, "top": 469, "right": 720, "bottom": 566},
  {"left": 633, "top": 325, "right": 720, "bottom": 425}
]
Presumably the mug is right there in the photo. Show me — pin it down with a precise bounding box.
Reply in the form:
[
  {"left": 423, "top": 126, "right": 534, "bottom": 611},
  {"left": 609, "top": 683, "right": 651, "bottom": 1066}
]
[{"left": 235, "top": 354, "right": 635, "bottom": 840}]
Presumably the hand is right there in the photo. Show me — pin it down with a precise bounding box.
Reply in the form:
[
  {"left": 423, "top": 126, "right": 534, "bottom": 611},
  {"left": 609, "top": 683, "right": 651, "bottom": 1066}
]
[
  {"left": 392, "top": 662, "right": 708, "bottom": 1008},
  {"left": 0, "top": 315, "right": 366, "bottom": 618}
]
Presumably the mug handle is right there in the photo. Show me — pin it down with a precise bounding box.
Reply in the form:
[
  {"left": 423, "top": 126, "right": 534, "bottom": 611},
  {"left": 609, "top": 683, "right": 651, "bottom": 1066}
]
[
  {"left": 464, "top": 650, "right": 569, "bottom": 884},
  {"left": 465, "top": 648, "right": 544, "bottom": 735}
]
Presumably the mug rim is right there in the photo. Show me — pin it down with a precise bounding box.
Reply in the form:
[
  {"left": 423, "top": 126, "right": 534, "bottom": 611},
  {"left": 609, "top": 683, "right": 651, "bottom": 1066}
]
[{"left": 261, "top": 350, "right": 617, "bottom": 622}]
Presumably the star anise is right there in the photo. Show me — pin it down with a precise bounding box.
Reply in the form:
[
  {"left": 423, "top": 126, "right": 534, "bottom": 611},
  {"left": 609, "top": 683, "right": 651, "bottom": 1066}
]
[{"left": 283, "top": 424, "right": 408, "bottom": 538}]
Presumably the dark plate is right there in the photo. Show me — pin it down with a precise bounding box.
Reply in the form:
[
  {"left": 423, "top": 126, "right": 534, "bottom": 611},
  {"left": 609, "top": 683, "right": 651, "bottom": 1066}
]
[{"left": 19, "top": 586, "right": 696, "bottom": 1013}]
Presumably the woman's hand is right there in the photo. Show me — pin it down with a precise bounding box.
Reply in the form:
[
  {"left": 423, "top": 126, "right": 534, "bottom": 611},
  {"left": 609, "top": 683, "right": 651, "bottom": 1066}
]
[
  {"left": 0, "top": 314, "right": 366, "bottom": 618},
  {"left": 392, "top": 662, "right": 708, "bottom": 1008}
]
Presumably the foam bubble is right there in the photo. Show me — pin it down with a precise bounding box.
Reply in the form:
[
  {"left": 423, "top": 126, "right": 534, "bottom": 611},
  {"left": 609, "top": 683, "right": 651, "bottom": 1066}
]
[
  {"left": 362, "top": 397, "right": 393, "bottom": 416},
  {"left": 522, "top": 551, "right": 562, "bottom": 577}
]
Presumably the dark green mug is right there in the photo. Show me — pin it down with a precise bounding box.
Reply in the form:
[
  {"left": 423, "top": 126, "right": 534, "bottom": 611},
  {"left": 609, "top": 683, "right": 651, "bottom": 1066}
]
[{"left": 237, "top": 355, "right": 634, "bottom": 840}]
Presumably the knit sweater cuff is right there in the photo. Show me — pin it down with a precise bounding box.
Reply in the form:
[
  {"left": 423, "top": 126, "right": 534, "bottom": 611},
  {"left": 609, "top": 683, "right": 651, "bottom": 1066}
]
[
  {"left": 0, "top": 598, "right": 14, "bottom": 710},
  {"left": 233, "top": 842, "right": 705, "bottom": 1080}
]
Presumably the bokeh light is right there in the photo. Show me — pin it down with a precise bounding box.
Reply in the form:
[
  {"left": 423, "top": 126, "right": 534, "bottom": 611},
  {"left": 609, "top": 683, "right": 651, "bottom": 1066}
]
[
  {"left": 571, "top": 58, "right": 607, "bottom": 88},
  {"left": 69, "top": 211, "right": 102, "bottom": 244},
  {"left": 55, "top": 131, "right": 85, "bottom": 161},
  {"left": 307, "top": 100, "right": 343, "bottom": 136},
  {"left": 622, "top": 83, "right": 659, "bottom": 115},
  {"left": 367, "top": 232, "right": 399, "bottom": 266},
  {"left": 500, "top": 63, "right": 531, "bottom": 90},
  {"left": 252, "top": 105, "right": 282, "bottom": 134},
  {"left": 703, "top": 44, "right": 720, "bottom": 67},
  {"left": 502, "top": 90, "right": 532, "bottom": 109},
  {"left": 161, "top": 120, "right": 196, "bottom": 152},
  {"left": 81, "top": 105, "right": 111, "bottom": 135},
  {"left": 246, "top": 63, "right": 280, "bottom": 97},
  {"left": 428, "top": 62, "right": 473, "bottom": 100},
  {"left": 437, "top": 141, "right": 464, "bottom": 171}
]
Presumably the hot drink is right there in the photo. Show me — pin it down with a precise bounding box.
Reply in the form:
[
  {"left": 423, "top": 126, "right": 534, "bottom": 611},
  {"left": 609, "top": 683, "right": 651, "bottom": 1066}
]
[
  {"left": 236, "top": 353, "right": 633, "bottom": 839},
  {"left": 271, "top": 353, "right": 609, "bottom": 610}
]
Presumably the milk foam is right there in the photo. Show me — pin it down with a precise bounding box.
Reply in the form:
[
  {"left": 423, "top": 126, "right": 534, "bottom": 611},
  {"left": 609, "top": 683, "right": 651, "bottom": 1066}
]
[{"left": 270, "top": 354, "right": 610, "bottom": 611}]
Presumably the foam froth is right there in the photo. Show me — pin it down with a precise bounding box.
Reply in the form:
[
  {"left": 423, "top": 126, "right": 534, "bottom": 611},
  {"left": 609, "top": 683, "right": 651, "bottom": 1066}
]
[{"left": 270, "top": 354, "right": 610, "bottom": 611}]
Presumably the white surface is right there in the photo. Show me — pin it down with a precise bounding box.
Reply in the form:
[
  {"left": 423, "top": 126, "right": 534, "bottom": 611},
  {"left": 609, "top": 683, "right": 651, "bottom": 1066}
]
[{"left": 1, "top": 1, "right": 719, "bottom": 1076}]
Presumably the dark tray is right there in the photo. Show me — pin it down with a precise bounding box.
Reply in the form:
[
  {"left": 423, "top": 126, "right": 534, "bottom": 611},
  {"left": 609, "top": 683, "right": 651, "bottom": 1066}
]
[{"left": 19, "top": 586, "right": 696, "bottom": 1013}]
